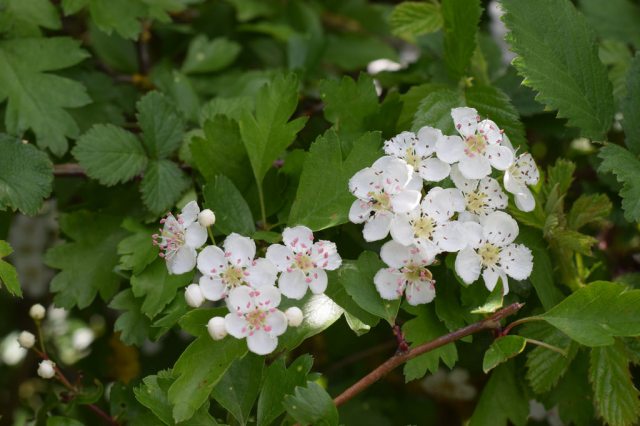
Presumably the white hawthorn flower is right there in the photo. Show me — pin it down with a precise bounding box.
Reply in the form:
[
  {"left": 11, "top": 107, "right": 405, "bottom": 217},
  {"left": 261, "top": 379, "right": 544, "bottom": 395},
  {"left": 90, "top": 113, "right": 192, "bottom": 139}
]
[
  {"left": 18, "top": 331, "right": 35, "bottom": 349},
  {"left": 266, "top": 226, "right": 341, "bottom": 300},
  {"left": 450, "top": 164, "right": 508, "bottom": 222},
  {"left": 504, "top": 152, "right": 540, "bottom": 212},
  {"left": 198, "top": 209, "right": 216, "bottom": 227},
  {"left": 349, "top": 156, "right": 422, "bottom": 241},
  {"left": 38, "top": 360, "right": 56, "bottom": 379},
  {"left": 374, "top": 241, "right": 436, "bottom": 306},
  {"left": 436, "top": 107, "right": 514, "bottom": 179},
  {"left": 390, "top": 187, "right": 467, "bottom": 258},
  {"left": 207, "top": 316, "right": 227, "bottom": 340},
  {"left": 454, "top": 211, "right": 533, "bottom": 294},
  {"left": 153, "top": 201, "right": 208, "bottom": 275},
  {"left": 29, "top": 304, "right": 46, "bottom": 321},
  {"left": 197, "top": 233, "right": 277, "bottom": 302},
  {"left": 184, "top": 283, "right": 205, "bottom": 307},
  {"left": 383, "top": 127, "right": 451, "bottom": 183},
  {"left": 225, "top": 285, "right": 288, "bottom": 355},
  {"left": 285, "top": 307, "right": 304, "bottom": 327}
]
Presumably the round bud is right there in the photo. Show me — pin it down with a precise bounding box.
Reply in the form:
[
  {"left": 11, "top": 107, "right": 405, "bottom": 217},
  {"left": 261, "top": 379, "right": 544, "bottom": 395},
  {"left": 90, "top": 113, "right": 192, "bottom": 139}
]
[
  {"left": 29, "top": 304, "right": 46, "bottom": 321},
  {"left": 18, "top": 331, "right": 36, "bottom": 349},
  {"left": 207, "top": 316, "right": 227, "bottom": 340},
  {"left": 37, "top": 360, "right": 56, "bottom": 379},
  {"left": 185, "top": 284, "right": 205, "bottom": 308},
  {"left": 285, "top": 307, "right": 304, "bottom": 327},
  {"left": 198, "top": 209, "right": 216, "bottom": 227}
]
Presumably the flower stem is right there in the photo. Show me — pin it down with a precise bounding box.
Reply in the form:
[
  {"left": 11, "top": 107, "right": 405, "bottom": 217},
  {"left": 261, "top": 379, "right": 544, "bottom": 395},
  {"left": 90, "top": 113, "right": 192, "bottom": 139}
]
[
  {"left": 257, "top": 183, "right": 268, "bottom": 229},
  {"left": 500, "top": 315, "right": 544, "bottom": 336},
  {"left": 525, "top": 338, "right": 568, "bottom": 356},
  {"left": 207, "top": 227, "right": 216, "bottom": 245}
]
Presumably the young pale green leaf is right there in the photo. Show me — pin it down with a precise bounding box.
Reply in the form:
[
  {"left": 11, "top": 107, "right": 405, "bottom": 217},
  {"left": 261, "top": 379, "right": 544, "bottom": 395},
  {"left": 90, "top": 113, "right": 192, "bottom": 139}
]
[
  {"left": 502, "top": 0, "right": 614, "bottom": 139},
  {"left": 0, "top": 0, "right": 61, "bottom": 37},
  {"left": 441, "top": 0, "right": 482, "bottom": 79},
  {"left": 337, "top": 252, "right": 400, "bottom": 325},
  {"left": 482, "top": 336, "right": 527, "bottom": 373},
  {"left": 257, "top": 355, "right": 313, "bottom": 426},
  {"left": 182, "top": 35, "right": 241, "bottom": 74},
  {"left": 131, "top": 259, "right": 193, "bottom": 319},
  {"left": 239, "top": 73, "right": 307, "bottom": 185},
  {"left": 540, "top": 281, "right": 640, "bottom": 346},
  {"left": 580, "top": 0, "right": 640, "bottom": 47},
  {"left": 471, "top": 279, "right": 503, "bottom": 314},
  {"left": 211, "top": 354, "right": 264, "bottom": 425},
  {"left": 137, "top": 91, "right": 185, "bottom": 160},
  {"left": 0, "top": 240, "right": 20, "bottom": 297},
  {"left": 389, "top": 2, "right": 442, "bottom": 41},
  {"left": 72, "top": 124, "right": 148, "bottom": 186},
  {"left": 525, "top": 325, "right": 578, "bottom": 394},
  {"left": 412, "top": 88, "right": 464, "bottom": 134},
  {"left": 403, "top": 306, "right": 458, "bottom": 381},
  {"left": 283, "top": 382, "right": 338, "bottom": 426},
  {"left": 168, "top": 336, "right": 247, "bottom": 423},
  {"left": 590, "top": 342, "right": 640, "bottom": 426},
  {"left": 567, "top": 193, "right": 612, "bottom": 230},
  {"left": 0, "top": 37, "right": 90, "bottom": 155},
  {"left": 203, "top": 175, "right": 255, "bottom": 236},
  {"left": 140, "top": 160, "right": 190, "bottom": 215},
  {"left": 621, "top": 54, "right": 640, "bottom": 154},
  {"left": 110, "top": 289, "right": 152, "bottom": 346},
  {"left": 288, "top": 131, "right": 381, "bottom": 231},
  {"left": 0, "top": 135, "right": 52, "bottom": 215},
  {"left": 598, "top": 144, "right": 640, "bottom": 222}
]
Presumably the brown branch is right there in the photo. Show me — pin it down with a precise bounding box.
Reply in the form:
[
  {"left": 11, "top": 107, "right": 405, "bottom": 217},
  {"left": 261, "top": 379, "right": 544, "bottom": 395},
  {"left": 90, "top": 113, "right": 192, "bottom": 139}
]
[{"left": 332, "top": 303, "right": 524, "bottom": 407}]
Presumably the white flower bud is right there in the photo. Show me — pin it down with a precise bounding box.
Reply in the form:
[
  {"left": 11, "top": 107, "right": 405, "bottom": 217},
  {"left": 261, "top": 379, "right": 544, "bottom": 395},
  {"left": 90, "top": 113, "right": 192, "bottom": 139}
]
[
  {"left": 29, "top": 304, "right": 46, "bottom": 320},
  {"left": 18, "top": 331, "right": 36, "bottom": 349},
  {"left": 37, "top": 360, "right": 56, "bottom": 379},
  {"left": 185, "top": 284, "right": 205, "bottom": 308},
  {"left": 198, "top": 209, "right": 216, "bottom": 227},
  {"left": 285, "top": 307, "right": 304, "bottom": 327},
  {"left": 207, "top": 316, "right": 227, "bottom": 340}
]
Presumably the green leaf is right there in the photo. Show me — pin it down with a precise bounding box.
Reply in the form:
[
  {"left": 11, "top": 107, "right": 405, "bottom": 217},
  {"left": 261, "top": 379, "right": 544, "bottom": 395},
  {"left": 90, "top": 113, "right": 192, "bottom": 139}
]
[
  {"left": 211, "top": 354, "right": 264, "bottom": 425},
  {"left": 46, "top": 417, "right": 84, "bottom": 426},
  {"left": 540, "top": 281, "right": 640, "bottom": 346},
  {"left": 502, "top": 0, "right": 614, "bottom": 139},
  {"left": 441, "top": 0, "right": 482, "bottom": 79},
  {"left": 239, "top": 73, "right": 307, "bottom": 185},
  {"left": 552, "top": 228, "right": 597, "bottom": 256},
  {"left": 567, "top": 193, "right": 611, "bottom": 230},
  {"left": 0, "top": 135, "right": 52, "bottom": 215},
  {"left": 325, "top": 269, "right": 380, "bottom": 333},
  {"left": 283, "top": 382, "right": 338, "bottom": 426},
  {"left": 110, "top": 289, "right": 152, "bottom": 346},
  {"left": 471, "top": 279, "right": 503, "bottom": 314},
  {"left": 0, "top": 0, "right": 61, "bottom": 37},
  {"left": 257, "top": 355, "right": 313, "bottom": 426},
  {"left": 117, "top": 226, "right": 158, "bottom": 275},
  {"left": 469, "top": 362, "right": 528, "bottom": 426},
  {"left": 137, "top": 91, "right": 185, "bottom": 160},
  {"left": 168, "top": 336, "right": 247, "bottom": 423},
  {"left": 84, "top": 0, "right": 149, "bottom": 40},
  {"left": 580, "top": 0, "right": 640, "bottom": 47},
  {"left": 288, "top": 131, "right": 381, "bottom": 231},
  {"left": 182, "top": 35, "right": 241, "bottom": 74},
  {"left": 590, "top": 342, "right": 640, "bottom": 426},
  {"left": 389, "top": 2, "right": 442, "bottom": 41},
  {"left": 46, "top": 212, "right": 126, "bottom": 309},
  {"left": 403, "top": 306, "right": 458, "bottom": 382},
  {"left": 140, "top": 160, "right": 190, "bottom": 215},
  {"left": 545, "top": 351, "right": 594, "bottom": 426},
  {"left": 412, "top": 88, "right": 464, "bottom": 134},
  {"left": 482, "top": 336, "right": 526, "bottom": 373},
  {"left": 72, "top": 124, "right": 148, "bottom": 186},
  {"left": 622, "top": 54, "right": 640, "bottom": 154},
  {"left": 131, "top": 259, "right": 192, "bottom": 319},
  {"left": 598, "top": 144, "right": 640, "bottom": 222},
  {"left": 203, "top": 175, "right": 255, "bottom": 236},
  {"left": 525, "top": 325, "right": 578, "bottom": 394},
  {"left": 337, "top": 252, "right": 400, "bottom": 325},
  {"left": 324, "top": 34, "right": 397, "bottom": 71},
  {"left": 0, "top": 37, "right": 90, "bottom": 155},
  {"left": 0, "top": 240, "right": 20, "bottom": 297}
]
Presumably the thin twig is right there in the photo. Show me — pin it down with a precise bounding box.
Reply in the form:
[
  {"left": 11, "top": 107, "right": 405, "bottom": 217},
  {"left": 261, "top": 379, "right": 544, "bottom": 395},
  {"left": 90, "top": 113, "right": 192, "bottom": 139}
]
[
  {"left": 332, "top": 303, "right": 524, "bottom": 407},
  {"left": 500, "top": 315, "right": 542, "bottom": 337}
]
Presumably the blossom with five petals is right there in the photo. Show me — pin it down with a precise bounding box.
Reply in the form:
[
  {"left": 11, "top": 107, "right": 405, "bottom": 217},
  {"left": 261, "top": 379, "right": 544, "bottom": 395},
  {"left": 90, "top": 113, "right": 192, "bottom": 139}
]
[
  {"left": 449, "top": 164, "right": 508, "bottom": 222},
  {"left": 504, "top": 151, "right": 540, "bottom": 212}
]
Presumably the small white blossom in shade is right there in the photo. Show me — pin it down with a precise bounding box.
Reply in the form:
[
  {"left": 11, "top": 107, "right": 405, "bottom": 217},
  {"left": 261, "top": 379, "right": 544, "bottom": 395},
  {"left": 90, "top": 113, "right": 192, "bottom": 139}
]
[
  {"left": 421, "top": 368, "right": 477, "bottom": 401},
  {"left": 153, "top": 201, "right": 208, "bottom": 275},
  {"left": 349, "top": 156, "right": 422, "bottom": 241},
  {"left": 450, "top": 164, "right": 508, "bottom": 222},
  {"left": 435, "top": 107, "right": 514, "bottom": 179},
  {"left": 504, "top": 152, "right": 540, "bottom": 212},
  {"left": 383, "top": 127, "right": 451, "bottom": 183},
  {"left": 390, "top": 187, "right": 467, "bottom": 258},
  {"left": 71, "top": 327, "right": 94, "bottom": 351},
  {"left": 207, "top": 316, "right": 227, "bottom": 340},
  {"left": 29, "top": 304, "right": 46, "bottom": 320},
  {"left": 374, "top": 241, "right": 436, "bottom": 306},
  {"left": 18, "top": 331, "right": 35, "bottom": 349},
  {"left": 197, "top": 233, "right": 277, "bottom": 302},
  {"left": 38, "top": 360, "right": 56, "bottom": 379},
  {"left": 224, "top": 286, "right": 288, "bottom": 355},
  {"left": 454, "top": 211, "right": 533, "bottom": 294},
  {"left": 184, "top": 283, "right": 205, "bottom": 307},
  {"left": 266, "top": 226, "right": 342, "bottom": 300}
]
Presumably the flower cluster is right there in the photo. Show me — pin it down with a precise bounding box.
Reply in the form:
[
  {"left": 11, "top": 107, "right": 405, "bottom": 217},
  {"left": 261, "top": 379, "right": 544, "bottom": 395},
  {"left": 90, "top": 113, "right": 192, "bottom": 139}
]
[
  {"left": 156, "top": 208, "right": 341, "bottom": 355},
  {"left": 349, "top": 107, "right": 537, "bottom": 303}
]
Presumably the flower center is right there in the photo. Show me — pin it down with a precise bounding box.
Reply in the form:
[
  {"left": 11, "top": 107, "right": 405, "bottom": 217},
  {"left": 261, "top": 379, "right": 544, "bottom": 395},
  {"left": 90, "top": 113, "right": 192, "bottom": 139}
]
[
  {"left": 369, "top": 191, "right": 391, "bottom": 211},
  {"left": 404, "top": 147, "right": 420, "bottom": 169},
  {"left": 465, "top": 191, "right": 487, "bottom": 214},
  {"left": 223, "top": 266, "right": 245, "bottom": 287},
  {"left": 294, "top": 253, "right": 314, "bottom": 272},
  {"left": 402, "top": 263, "right": 433, "bottom": 283},
  {"left": 413, "top": 216, "right": 435, "bottom": 239},
  {"left": 464, "top": 134, "right": 487, "bottom": 156},
  {"left": 153, "top": 214, "right": 185, "bottom": 259},
  {"left": 478, "top": 243, "right": 500, "bottom": 267},
  {"left": 244, "top": 309, "right": 269, "bottom": 332}
]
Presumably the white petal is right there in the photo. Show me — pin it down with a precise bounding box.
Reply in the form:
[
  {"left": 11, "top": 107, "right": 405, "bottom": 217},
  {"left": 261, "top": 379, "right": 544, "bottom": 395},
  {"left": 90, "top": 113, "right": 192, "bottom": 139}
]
[
  {"left": 310, "top": 241, "right": 342, "bottom": 270},
  {"left": 482, "top": 267, "right": 500, "bottom": 292},
  {"left": 247, "top": 330, "right": 278, "bottom": 355},
  {"left": 418, "top": 157, "right": 451, "bottom": 182},
  {"left": 415, "top": 239, "right": 441, "bottom": 260},
  {"left": 514, "top": 188, "right": 536, "bottom": 212},
  {"left": 406, "top": 174, "right": 423, "bottom": 191},
  {"left": 184, "top": 223, "right": 207, "bottom": 248},
  {"left": 462, "top": 221, "right": 484, "bottom": 248},
  {"left": 363, "top": 212, "right": 392, "bottom": 242},
  {"left": 500, "top": 243, "right": 533, "bottom": 281},
  {"left": 245, "top": 258, "right": 278, "bottom": 288},
  {"left": 478, "top": 177, "right": 508, "bottom": 210},
  {"left": 199, "top": 275, "right": 227, "bottom": 301},
  {"left": 455, "top": 247, "right": 482, "bottom": 284},
  {"left": 486, "top": 144, "right": 514, "bottom": 170},
  {"left": 349, "top": 167, "right": 378, "bottom": 199},
  {"left": 477, "top": 119, "right": 503, "bottom": 145},
  {"left": 384, "top": 131, "right": 414, "bottom": 157},
  {"left": 179, "top": 201, "right": 200, "bottom": 226},
  {"left": 197, "top": 245, "right": 227, "bottom": 276},
  {"left": 482, "top": 211, "right": 518, "bottom": 246},
  {"left": 504, "top": 170, "right": 527, "bottom": 195},
  {"left": 167, "top": 246, "right": 196, "bottom": 275},
  {"left": 458, "top": 155, "right": 491, "bottom": 180},
  {"left": 517, "top": 153, "right": 540, "bottom": 185},
  {"left": 380, "top": 157, "right": 413, "bottom": 194},
  {"left": 283, "top": 226, "right": 314, "bottom": 252},
  {"left": 390, "top": 190, "right": 421, "bottom": 213},
  {"left": 390, "top": 213, "right": 415, "bottom": 246},
  {"left": 416, "top": 126, "right": 442, "bottom": 154},
  {"left": 224, "top": 313, "right": 249, "bottom": 338},
  {"left": 434, "top": 221, "right": 467, "bottom": 252},
  {"left": 405, "top": 280, "right": 436, "bottom": 305},
  {"left": 253, "top": 285, "right": 281, "bottom": 309},
  {"left": 223, "top": 233, "right": 256, "bottom": 267},
  {"left": 451, "top": 107, "right": 479, "bottom": 138},
  {"left": 380, "top": 240, "right": 413, "bottom": 268},
  {"left": 435, "top": 135, "right": 466, "bottom": 164},
  {"left": 349, "top": 200, "right": 373, "bottom": 224},
  {"left": 227, "top": 286, "right": 254, "bottom": 313},
  {"left": 374, "top": 268, "right": 405, "bottom": 300},
  {"left": 266, "top": 244, "right": 294, "bottom": 271},
  {"left": 264, "top": 310, "right": 288, "bottom": 336},
  {"left": 278, "top": 270, "right": 308, "bottom": 300},
  {"left": 450, "top": 164, "right": 478, "bottom": 193},
  {"left": 306, "top": 269, "right": 328, "bottom": 294}
]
